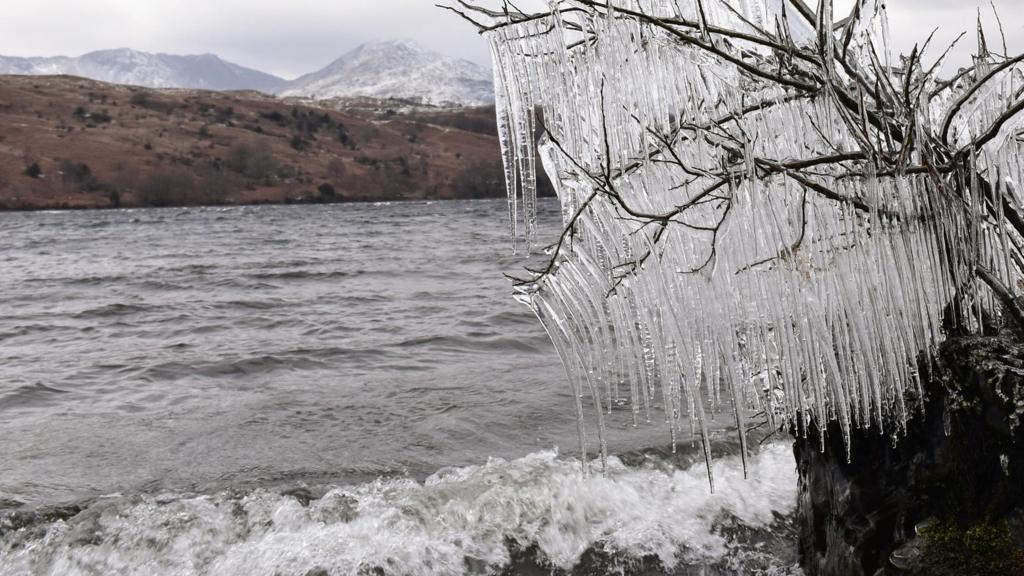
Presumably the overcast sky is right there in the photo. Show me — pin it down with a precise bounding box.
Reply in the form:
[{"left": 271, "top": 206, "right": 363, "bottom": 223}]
[{"left": 0, "top": 0, "right": 1021, "bottom": 79}]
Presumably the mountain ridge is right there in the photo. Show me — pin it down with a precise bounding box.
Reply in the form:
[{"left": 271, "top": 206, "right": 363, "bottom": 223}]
[
  {"left": 278, "top": 39, "right": 494, "bottom": 106},
  {"left": 0, "top": 48, "right": 286, "bottom": 93},
  {"left": 0, "top": 41, "right": 495, "bottom": 106}
]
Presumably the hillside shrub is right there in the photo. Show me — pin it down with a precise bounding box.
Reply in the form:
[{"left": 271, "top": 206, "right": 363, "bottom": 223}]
[
  {"left": 137, "top": 170, "right": 194, "bottom": 207},
  {"left": 224, "top": 141, "right": 277, "bottom": 180},
  {"left": 58, "top": 160, "right": 98, "bottom": 191}
]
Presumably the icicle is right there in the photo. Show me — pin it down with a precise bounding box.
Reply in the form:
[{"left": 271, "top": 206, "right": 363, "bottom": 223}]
[
  {"left": 472, "top": 0, "right": 1024, "bottom": 489},
  {"left": 487, "top": 35, "right": 519, "bottom": 253}
]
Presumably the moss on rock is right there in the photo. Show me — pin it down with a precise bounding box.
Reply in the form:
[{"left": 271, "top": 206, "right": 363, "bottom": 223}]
[{"left": 918, "top": 518, "right": 1024, "bottom": 576}]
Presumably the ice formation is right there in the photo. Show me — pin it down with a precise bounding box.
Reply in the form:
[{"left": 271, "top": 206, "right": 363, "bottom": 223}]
[{"left": 468, "top": 0, "right": 1024, "bottom": 480}]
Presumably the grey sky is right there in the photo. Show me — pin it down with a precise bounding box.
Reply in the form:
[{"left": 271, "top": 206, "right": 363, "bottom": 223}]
[{"left": 0, "top": 0, "right": 1021, "bottom": 79}]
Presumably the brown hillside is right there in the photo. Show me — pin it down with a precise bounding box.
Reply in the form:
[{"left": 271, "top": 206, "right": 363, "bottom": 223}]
[{"left": 0, "top": 75, "right": 524, "bottom": 210}]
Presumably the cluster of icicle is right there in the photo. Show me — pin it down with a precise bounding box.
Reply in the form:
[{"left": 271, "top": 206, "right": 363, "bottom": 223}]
[{"left": 484, "top": 0, "right": 1024, "bottom": 485}]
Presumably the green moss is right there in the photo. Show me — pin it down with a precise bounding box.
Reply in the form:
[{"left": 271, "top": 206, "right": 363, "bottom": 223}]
[{"left": 919, "top": 519, "right": 1024, "bottom": 576}]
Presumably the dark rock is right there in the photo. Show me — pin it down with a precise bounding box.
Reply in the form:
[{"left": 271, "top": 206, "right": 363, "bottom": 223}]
[
  {"left": 282, "top": 486, "right": 315, "bottom": 507},
  {"left": 0, "top": 501, "right": 89, "bottom": 549},
  {"left": 0, "top": 498, "right": 24, "bottom": 512},
  {"left": 795, "top": 333, "right": 1024, "bottom": 575},
  {"left": 316, "top": 491, "right": 358, "bottom": 524}
]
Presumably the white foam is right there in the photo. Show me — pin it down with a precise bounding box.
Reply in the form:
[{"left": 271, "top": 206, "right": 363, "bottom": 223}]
[{"left": 1, "top": 443, "right": 797, "bottom": 575}]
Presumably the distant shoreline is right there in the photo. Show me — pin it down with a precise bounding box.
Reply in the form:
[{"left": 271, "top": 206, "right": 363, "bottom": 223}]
[
  {"left": 0, "top": 75, "right": 551, "bottom": 212},
  {"left": 0, "top": 193, "right": 514, "bottom": 214}
]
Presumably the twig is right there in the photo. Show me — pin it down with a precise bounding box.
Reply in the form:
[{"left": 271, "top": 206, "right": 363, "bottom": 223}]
[{"left": 977, "top": 264, "right": 1024, "bottom": 329}]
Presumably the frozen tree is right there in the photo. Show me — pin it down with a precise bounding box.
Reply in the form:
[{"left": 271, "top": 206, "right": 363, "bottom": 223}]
[{"left": 442, "top": 0, "right": 1024, "bottom": 487}]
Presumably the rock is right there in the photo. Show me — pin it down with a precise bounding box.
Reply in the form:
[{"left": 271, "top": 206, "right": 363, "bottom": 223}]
[
  {"left": 888, "top": 536, "right": 924, "bottom": 571},
  {"left": 281, "top": 487, "right": 315, "bottom": 507},
  {"left": 795, "top": 333, "right": 1024, "bottom": 576}
]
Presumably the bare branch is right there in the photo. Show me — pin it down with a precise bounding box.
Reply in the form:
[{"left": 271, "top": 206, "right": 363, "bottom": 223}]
[
  {"left": 977, "top": 264, "right": 1024, "bottom": 329},
  {"left": 940, "top": 53, "right": 1024, "bottom": 144}
]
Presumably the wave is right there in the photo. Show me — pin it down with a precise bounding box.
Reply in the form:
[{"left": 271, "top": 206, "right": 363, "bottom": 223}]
[
  {"left": 0, "top": 443, "right": 799, "bottom": 576},
  {"left": 138, "top": 347, "right": 399, "bottom": 381},
  {"left": 140, "top": 356, "right": 326, "bottom": 381},
  {"left": 21, "top": 274, "right": 131, "bottom": 287},
  {"left": 244, "top": 270, "right": 358, "bottom": 281},
  {"left": 72, "top": 303, "right": 153, "bottom": 319},
  {"left": 392, "top": 334, "right": 549, "bottom": 354},
  {"left": 0, "top": 383, "right": 71, "bottom": 412}
]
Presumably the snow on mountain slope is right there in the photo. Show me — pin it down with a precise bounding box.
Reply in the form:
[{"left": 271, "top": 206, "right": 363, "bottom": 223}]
[
  {"left": 0, "top": 41, "right": 495, "bottom": 106},
  {"left": 0, "top": 49, "right": 285, "bottom": 93},
  {"left": 278, "top": 40, "right": 494, "bottom": 106}
]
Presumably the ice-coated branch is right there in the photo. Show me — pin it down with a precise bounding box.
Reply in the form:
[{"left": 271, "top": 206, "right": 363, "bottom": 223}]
[
  {"left": 442, "top": 0, "right": 1024, "bottom": 486},
  {"left": 940, "top": 53, "right": 1024, "bottom": 145},
  {"left": 977, "top": 264, "right": 1024, "bottom": 330}
]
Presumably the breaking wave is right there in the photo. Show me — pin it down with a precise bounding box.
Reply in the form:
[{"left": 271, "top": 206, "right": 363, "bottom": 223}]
[{"left": 0, "top": 443, "right": 799, "bottom": 576}]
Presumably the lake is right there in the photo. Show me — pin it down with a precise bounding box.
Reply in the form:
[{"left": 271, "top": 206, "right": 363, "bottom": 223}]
[{"left": 0, "top": 199, "right": 800, "bottom": 575}]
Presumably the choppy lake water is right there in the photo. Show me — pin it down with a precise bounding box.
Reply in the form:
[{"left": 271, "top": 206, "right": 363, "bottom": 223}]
[{"left": 0, "top": 200, "right": 800, "bottom": 575}]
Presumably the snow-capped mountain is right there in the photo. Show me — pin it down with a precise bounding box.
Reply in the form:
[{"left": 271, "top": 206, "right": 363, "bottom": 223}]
[
  {"left": 0, "top": 41, "right": 496, "bottom": 106},
  {"left": 0, "top": 49, "right": 285, "bottom": 92},
  {"left": 278, "top": 40, "right": 494, "bottom": 106}
]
